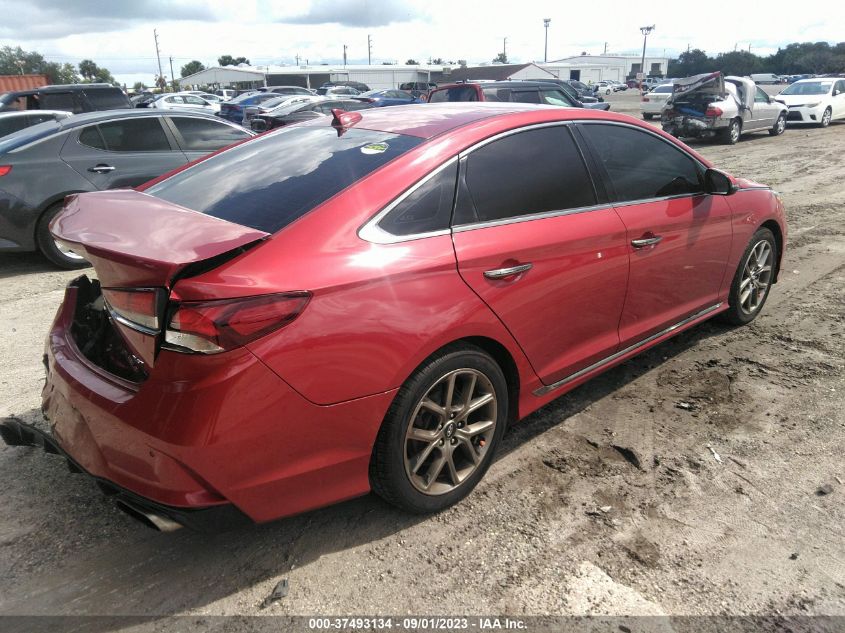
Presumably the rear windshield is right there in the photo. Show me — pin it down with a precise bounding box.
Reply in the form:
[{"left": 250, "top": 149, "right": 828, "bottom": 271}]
[
  {"left": 85, "top": 88, "right": 131, "bottom": 109},
  {"left": 428, "top": 86, "right": 479, "bottom": 102},
  {"left": 146, "top": 125, "right": 422, "bottom": 234}
]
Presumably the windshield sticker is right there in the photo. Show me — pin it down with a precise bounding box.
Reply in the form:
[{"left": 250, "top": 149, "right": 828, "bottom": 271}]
[{"left": 361, "top": 142, "right": 389, "bottom": 155}]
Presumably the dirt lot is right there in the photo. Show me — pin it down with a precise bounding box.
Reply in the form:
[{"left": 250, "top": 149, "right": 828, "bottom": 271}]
[{"left": 1, "top": 94, "right": 843, "bottom": 629}]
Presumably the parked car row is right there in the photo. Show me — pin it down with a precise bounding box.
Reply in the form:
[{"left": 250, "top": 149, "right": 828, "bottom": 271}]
[
  {"left": 1, "top": 100, "right": 786, "bottom": 532},
  {"left": 645, "top": 73, "right": 844, "bottom": 144}
]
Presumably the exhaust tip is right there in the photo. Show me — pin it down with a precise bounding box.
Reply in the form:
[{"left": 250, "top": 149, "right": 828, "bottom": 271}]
[{"left": 115, "top": 500, "right": 183, "bottom": 532}]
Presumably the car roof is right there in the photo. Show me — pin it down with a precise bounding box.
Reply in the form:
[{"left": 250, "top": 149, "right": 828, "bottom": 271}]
[
  {"left": 348, "top": 102, "right": 632, "bottom": 139},
  {"left": 0, "top": 109, "right": 70, "bottom": 118},
  {"left": 52, "top": 109, "right": 222, "bottom": 129}
]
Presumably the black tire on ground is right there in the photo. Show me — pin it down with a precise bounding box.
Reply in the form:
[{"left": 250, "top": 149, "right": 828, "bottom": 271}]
[
  {"left": 769, "top": 112, "right": 786, "bottom": 136},
  {"left": 643, "top": 113, "right": 654, "bottom": 120},
  {"left": 35, "top": 202, "right": 91, "bottom": 269},
  {"left": 720, "top": 118, "right": 742, "bottom": 145},
  {"left": 819, "top": 107, "right": 832, "bottom": 128},
  {"left": 369, "top": 343, "right": 508, "bottom": 514},
  {"left": 718, "top": 227, "right": 778, "bottom": 326}
]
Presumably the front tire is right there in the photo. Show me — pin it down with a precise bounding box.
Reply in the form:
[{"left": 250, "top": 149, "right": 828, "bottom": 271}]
[
  {"left": 769, "top": 112, "right": 786, "bottom": 136},
  {"left": 819, "top": 107, "right": 832, "bottom": 128},
  {"left": 719, "top": 228, "right": 777, "bottom": 325},
  {"left": 35, "top": 202, "right": 90, "bottom": 269},
  {"left": 370, "top": 344, "right": 508, "bottom": 514}
]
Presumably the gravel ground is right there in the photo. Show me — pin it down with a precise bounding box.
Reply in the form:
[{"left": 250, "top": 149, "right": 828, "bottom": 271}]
[{"left": 0, "top": 92, "right": 843, "bottom": 629}]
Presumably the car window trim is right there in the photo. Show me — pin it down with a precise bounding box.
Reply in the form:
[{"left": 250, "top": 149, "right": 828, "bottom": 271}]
[
  {"left": 73, "top": 115, "right": 178, "bottom": 153},
  {"left": 358, "top": 157, "right": 458, "bottom": 245},
  {"left": 574, "top": 120, "right": 707, "bottom": 205}
]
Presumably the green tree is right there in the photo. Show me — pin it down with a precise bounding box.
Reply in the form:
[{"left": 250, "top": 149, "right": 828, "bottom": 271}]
[
  {"left": 78, "top": 59, "right": 115, "bottom": 84},
  {"left": 493, "top": 52, "right": 508, "bottom": 63},
  {"left": 180, "top": 60, "right": 205, "bottom": 77},
  {"left": 405, "top": 58, "right": 419, "bottom": 65},
  {"left": 132, "top": 81, "right": 147, "bottom": 92},
  {"left": 668, "top": 48, "right": 712, "bottom": 77},
  {"left": 713, "top": 51, "right": 762, "bottom": 77},
  {"left": 218, "top": 55, "right": 250, "bottom": 67},
  {"left": 0, "top": 46, "right": 80, "bottom": 84},
  {"left": 431, "top": 57, "right": 445, "bottom": 65}
]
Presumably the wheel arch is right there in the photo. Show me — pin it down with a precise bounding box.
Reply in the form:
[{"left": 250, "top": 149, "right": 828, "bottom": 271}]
[
  {"left": 34, "top": 191, "right": 89, "bottom": 241},
  {"left": 760, "top": 219, "right": 784, "bottom": 282}
]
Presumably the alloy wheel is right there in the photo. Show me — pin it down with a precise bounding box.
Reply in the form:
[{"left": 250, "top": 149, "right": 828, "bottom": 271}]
[
  {"left": 739, "top": 240, "right": 773, "bottom": 315},
  {"left": 776, "top": 115, "right": 786, "bottom": 134},
  {"left": 730, "top": 121, "right": 741, "bottom": 143},
  {"left": 821, "top": 108, "right": 832, "bottom": 127},
  {"left": 404, "top": 368, "right": 497, "bottom": 495}
]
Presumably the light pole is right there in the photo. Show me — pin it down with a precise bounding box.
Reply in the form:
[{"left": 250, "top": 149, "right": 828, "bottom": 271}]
[
  {"left": 543, "top": 19, "right": 551, "bottom": 63},
  {"left": 639, "top": 25, "right": 655, "bottom": 94}
]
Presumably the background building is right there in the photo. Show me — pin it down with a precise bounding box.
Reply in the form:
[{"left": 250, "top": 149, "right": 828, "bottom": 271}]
[
  {"left": 0, "top": 74, "right": 48, "bottom": 93},
  {"left": 541, "top": 54, "right": 670, "bottom": 83}
]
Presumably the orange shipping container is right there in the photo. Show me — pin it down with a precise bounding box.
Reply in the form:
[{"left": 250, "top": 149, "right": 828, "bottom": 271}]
[{"left": 0, "top": 74, "right": 49, "bottom": 92}]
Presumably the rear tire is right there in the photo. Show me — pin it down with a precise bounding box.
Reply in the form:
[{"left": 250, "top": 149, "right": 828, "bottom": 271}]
[
  {"left": 721, "top": 118, "right": 742, "bottom": 145},
  {"left": 369, "top": 344, "right": 508, "bottom": 514},
  {"left": 769, "top": 112, "right": 786, "bottom": 136},
  {"left": 718, "top": 228, "right": 777, "bottom": 326},
  {"left": 35, "top": 202, "right": 90, "bottom": 270}
]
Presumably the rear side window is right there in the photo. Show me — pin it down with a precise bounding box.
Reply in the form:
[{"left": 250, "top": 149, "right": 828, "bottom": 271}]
[
  {"left": 378, "top": 162, "right": 457, "bottom": 236},
  {"left": 40, "top": 92, "right": 77, "bottom": 112},
  {"left": 455, "top": 126, "right": 596, "bottom": 225},
  {"left": 78, "top": 126, "right": 106, "bottom": 150},
  {"left": 578, "top": 123, "right": 703, "bottom": 202},
  {"left": 170, "top": 117, "right": 250, "bottom": 151},
  {"left": 0, "top": 116, "right": 28, "bottom": 137},
  {"left": 97, "top": 118, "right": 171, "bottom": 152},
  {"left": 510, "top": 90, "right": 541, "bottom": 104},
  {"left": 146, "top": 126, "right": 422, "bottom": 234}
]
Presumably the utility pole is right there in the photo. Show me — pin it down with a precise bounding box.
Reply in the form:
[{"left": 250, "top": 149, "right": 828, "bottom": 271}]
[
  {"left": 153, "top": 29, "right": 164, "bottom": 90},
  {"left": 543, "top": 19, "right": 551, "bottom": 63},
  {"left": 295, "top": 54, "right": 300, "bottom": 66},
  {"left": 368, "top": 34, "right": 372, "bottom": 65},
  {"left": 169, "top": 56, "right": 175, "bottom": 89},
  {"left": 503, "top": 37, "right": 508, "bottom": 62},
  {"left": 638, "top": 25, "right": 655, "bottom": 94},
  {"left": 603, "top": 42, "right": 608, "bottom": 55},
  {"left": 343, "top": 44, "right": 347, "bottom": 67}
]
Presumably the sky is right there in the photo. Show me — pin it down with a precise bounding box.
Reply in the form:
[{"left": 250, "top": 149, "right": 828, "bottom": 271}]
[{"left": 1, "top": 0, "right": 842, "bottom": 86}]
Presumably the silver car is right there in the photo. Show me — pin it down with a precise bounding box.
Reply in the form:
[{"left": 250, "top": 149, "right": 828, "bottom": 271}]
[{"left": 661, "top": 72, "right": 788, "bottom": 144}]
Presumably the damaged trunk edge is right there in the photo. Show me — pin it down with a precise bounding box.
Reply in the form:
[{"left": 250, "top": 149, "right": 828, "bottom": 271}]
[
  {"left": 662, "top": 72, "right": 755, "bottom": 139},
  {"left": 50, "top": 189, "right": 270, "bottom": 379}
]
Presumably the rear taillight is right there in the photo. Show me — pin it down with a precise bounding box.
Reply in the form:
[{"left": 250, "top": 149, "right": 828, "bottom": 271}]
[
  {"left": 705, "top": 106, "right": 723, "bottom": 117},
  {"left": 164, "top": 292, "right": 311, "bottom": 354},
  {"left": 103, "top": 288, "right": 164, "bottom": 332},
  {"left": 641, "top": 97, "right": 649, "bottom": 102},
  {"left": 0, "top": 165, "right": 11, "bottom": 177}
]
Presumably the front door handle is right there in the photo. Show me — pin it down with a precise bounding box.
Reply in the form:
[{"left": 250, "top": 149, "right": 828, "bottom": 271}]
[
  {"left": 88, "top": 164, "right": 115, "bottom": 173},
  {"left": 631, "top": 235, "right": 663, "bottom": 248},
  {"left": 483, "top": 263, "right": 533, "bottom": 280}
]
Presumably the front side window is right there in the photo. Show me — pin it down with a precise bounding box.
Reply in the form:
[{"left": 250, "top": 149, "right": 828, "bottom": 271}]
[
  {"left": 378, "top": 162, "right": 457, "bottom": 236},
  {"left": 97, "top": 118, "right": 171, "bottom": 152},
  {"left": 754, "top": 87, "right": 769, "bottom": 103},
  {"left": 146, "top": 126, "right": 422, "bottom": 234},
  {"left": 455, "top": 126, "right": 596, "bottom": 225},
  {"left": 171, "top": 117, "right": 250, "bottom": 151},
  {"left": 428, "top": 86, "right": 479, "bottom": 103},
  {"left": 578, "top": 123, "right": 703, "bottom": 202},
  {"left": 40, "top": 92, "right": 77, "bottom": 112}
]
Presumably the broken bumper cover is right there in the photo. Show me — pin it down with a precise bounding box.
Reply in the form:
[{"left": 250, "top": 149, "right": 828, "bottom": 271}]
[
  {"left": 0, "top": 417, "right": 252, "bottom": 532},
  {"left": 662, "top": 116, "right": 720, "bottom": 137}
]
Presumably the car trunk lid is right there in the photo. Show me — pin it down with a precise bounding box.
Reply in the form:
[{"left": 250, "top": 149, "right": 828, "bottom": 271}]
[{"left": 51, "top": 189, "right": 268, "bottom": 288}]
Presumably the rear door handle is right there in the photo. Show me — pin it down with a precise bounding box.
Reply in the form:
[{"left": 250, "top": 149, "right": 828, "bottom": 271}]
[
  {"left": 483, "top": 263, "right": 533, "bottom": 280},
  {"left": 631, "top": 235, "right": 663, "bottom": 248},
  {"left": 88, "top": 164, "right": 115, "bottom": 173}
]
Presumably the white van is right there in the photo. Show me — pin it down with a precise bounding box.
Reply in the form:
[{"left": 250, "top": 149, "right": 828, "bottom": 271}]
[{"left": 749, "top": 73, "right": 782, "bottom": 85}]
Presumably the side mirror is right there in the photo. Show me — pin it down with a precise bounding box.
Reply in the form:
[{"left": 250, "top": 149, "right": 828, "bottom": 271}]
[
  {"left": 835, "top": 89, "right": 841, "bottom": 96},
  {"left": 704, "top": 168, "right": 736, "bottom": 195}
]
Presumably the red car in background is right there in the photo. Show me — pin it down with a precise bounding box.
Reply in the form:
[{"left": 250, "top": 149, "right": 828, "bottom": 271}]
[{"left": 1, "top": 103, "right": 786, "bottom": 531}]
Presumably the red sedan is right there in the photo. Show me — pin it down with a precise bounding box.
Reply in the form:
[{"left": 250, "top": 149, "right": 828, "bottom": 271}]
[{"left": 1, "top": 103, "right": 786, "bottom": 531}]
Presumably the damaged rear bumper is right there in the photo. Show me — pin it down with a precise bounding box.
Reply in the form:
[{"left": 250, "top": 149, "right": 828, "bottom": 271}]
[
  {"left": 0, "top": 417, "right": 252, "bottom": 532},
  {"left": 662, "top": 116, "right": 720, "bottom": 138}
]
